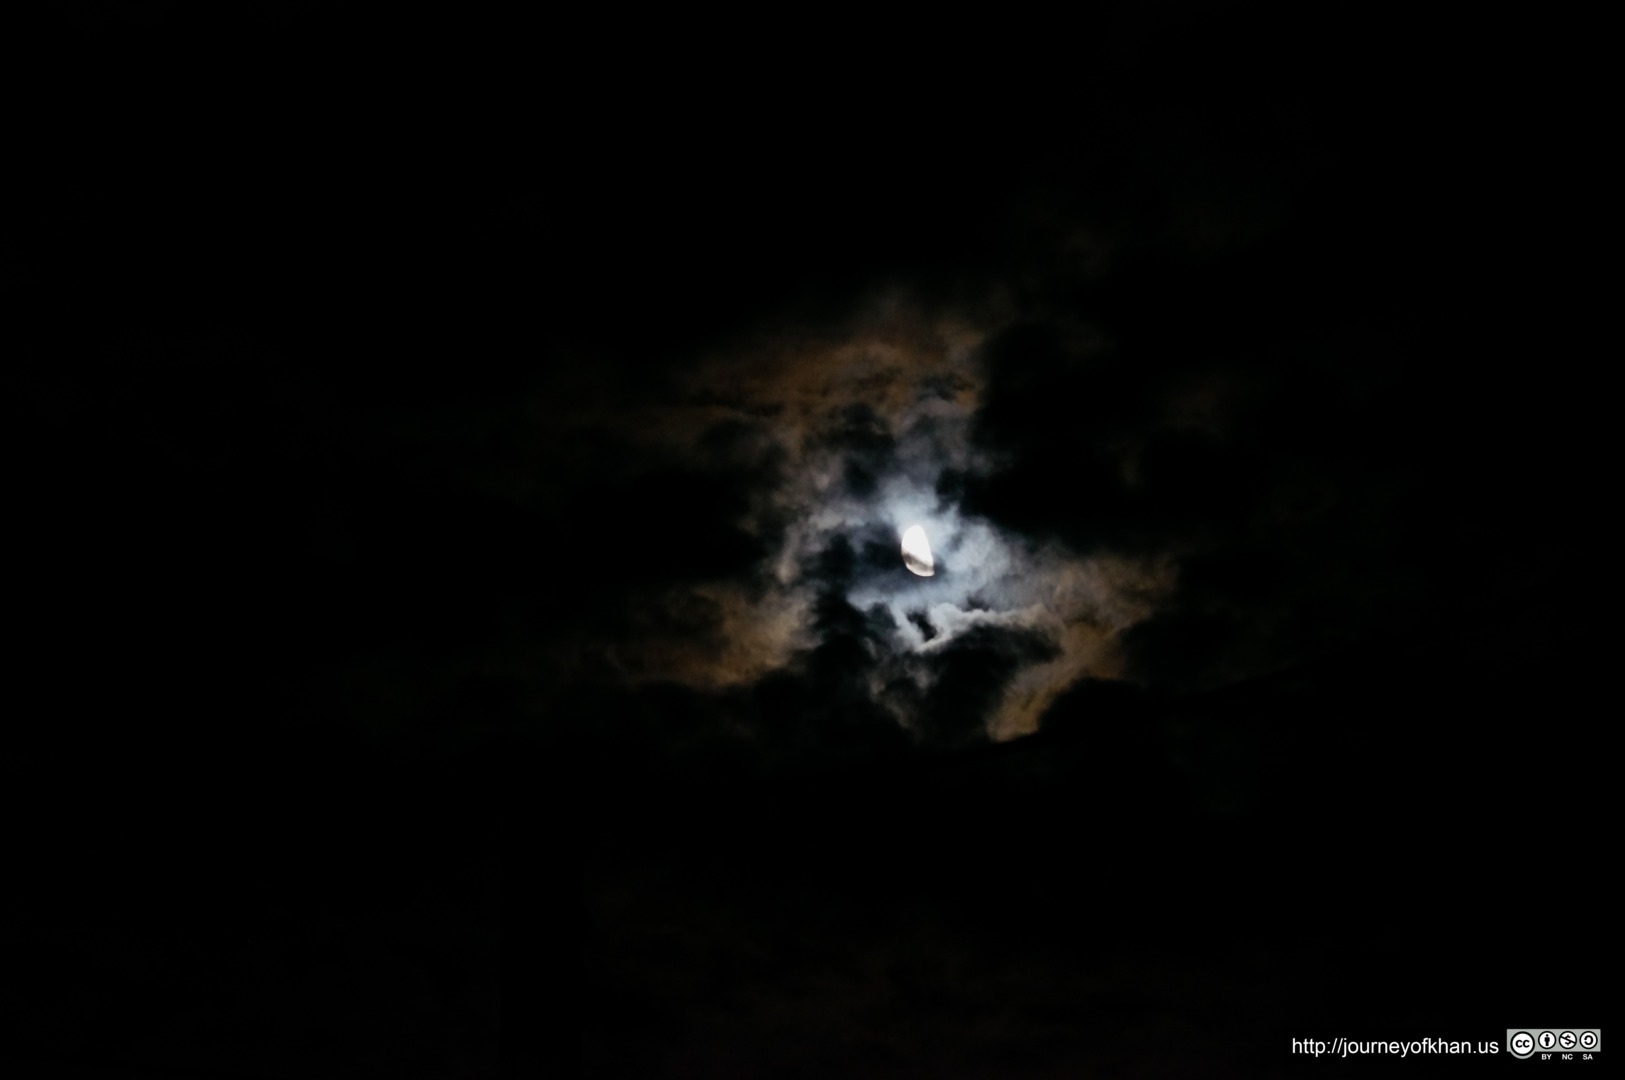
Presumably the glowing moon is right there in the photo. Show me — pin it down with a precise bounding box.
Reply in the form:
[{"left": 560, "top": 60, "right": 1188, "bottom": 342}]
[{"left": 901, "top": 525, "right": 934, "bottom": 576}]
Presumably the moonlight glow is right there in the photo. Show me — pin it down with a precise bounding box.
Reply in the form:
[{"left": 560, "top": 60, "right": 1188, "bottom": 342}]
[{"left": 901, "top": 525, "right": 934, "bottom": 576}]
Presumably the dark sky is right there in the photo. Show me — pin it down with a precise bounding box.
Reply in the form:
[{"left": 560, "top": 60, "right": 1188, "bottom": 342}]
[{"left": 6, "top": 3, "right": 1601, "bottom": 1077}]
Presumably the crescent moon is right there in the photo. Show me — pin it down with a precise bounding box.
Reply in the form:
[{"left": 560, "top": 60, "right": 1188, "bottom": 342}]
[{"left": 901, "top": 525, "right": 934, "bottom": 576}]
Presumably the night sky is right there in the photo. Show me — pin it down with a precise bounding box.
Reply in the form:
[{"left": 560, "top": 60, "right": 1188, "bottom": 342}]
[{"left": 7, "top": 4, "right": 1601, "bottom": 1078}]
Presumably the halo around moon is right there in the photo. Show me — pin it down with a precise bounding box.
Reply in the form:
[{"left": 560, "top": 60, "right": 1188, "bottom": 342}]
[{"left": 901, "top": 524, "right": 934, "bottom": 576}]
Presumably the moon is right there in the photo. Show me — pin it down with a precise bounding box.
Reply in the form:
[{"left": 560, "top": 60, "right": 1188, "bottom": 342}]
[{"left": 901, "top": 525, "right": 934, "bottom": 576}]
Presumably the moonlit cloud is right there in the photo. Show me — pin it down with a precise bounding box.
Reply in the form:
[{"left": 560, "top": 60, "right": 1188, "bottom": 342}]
[{"left": 558, "top": 292, "right": 1179, "bottom": 743}]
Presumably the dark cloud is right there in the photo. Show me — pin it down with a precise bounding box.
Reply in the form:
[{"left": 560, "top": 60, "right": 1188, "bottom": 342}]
[{"left": 910, "top": 624, "right": 1061, "bottom": 750}]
